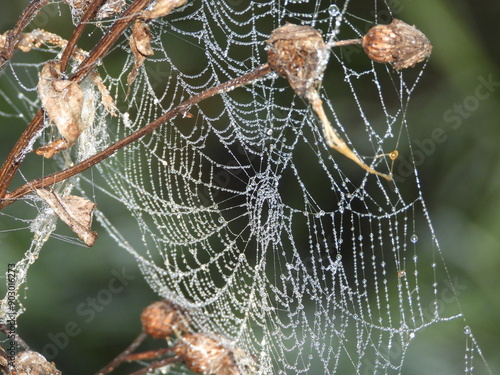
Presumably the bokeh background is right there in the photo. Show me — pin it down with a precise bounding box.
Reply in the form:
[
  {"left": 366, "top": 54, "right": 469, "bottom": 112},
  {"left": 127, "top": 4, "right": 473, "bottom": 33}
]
[{"left": 0, "top": 0, "right": 499, "bottom": 374}]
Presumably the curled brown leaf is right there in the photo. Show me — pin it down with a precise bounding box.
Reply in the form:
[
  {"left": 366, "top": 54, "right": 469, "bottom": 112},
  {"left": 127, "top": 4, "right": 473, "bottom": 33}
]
[
  {"left": 36, "top": 60, "right": 84, "bottom": 157},
  {"left": 127, "top": 19, "right": 154, "bottom": 90}
]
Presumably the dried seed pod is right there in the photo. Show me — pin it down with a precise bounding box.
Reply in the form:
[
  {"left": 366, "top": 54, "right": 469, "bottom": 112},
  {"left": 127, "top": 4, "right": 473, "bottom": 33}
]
[
  {"left": 266, "top": 23, "right": 329, "bottom": 101},
  {"left": 141, "top": 300, "right": 188, "bottom": 339},
  {"left": 14, "top": 350, "right": 61, "bottom": 375},
  {"left": 362, "top": 18, "right": 432, "bottom": 70},
  {"left": 266, "top": 24, "right": 392, "bottom": 180},
  {"left": 174, "top": 333, "right": 256, "bottom": 375}
]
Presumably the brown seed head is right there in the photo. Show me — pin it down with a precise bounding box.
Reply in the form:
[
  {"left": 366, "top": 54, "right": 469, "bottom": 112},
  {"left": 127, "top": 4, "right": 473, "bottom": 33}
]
[
  {"left": 266, "top": 23, "right": 329, "bottom": 100},
  {"left": 362, "top": 18, "right": 432, "bottom": 70},
  {"left": 174, "top": 333, "right": 256, "bottom": 375},
  {"left": 14, "top": 350, "right": 62, "bottom": 375},
  {"left": 140, "top": 300, "right": 188, "bottom": 339}
]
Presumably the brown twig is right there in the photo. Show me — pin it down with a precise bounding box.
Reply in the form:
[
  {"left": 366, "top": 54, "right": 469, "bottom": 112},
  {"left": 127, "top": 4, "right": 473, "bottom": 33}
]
[
  {"left": 0, "top": 0, "right": 48, "bottom": 70},
  {"left": 60, "top": 0, "right": 108, "bottom": 72},
  {"left": 70, "top": 0, "right": 151, "bottom": 84},
  {"left": 96, "top": 331, "right": 148, "bottom": 375},
  {"left": 329, "top": 38, "right": 363, "bottom": 47},
  {"left": 127, "top": 357, "right": 181, "bottom": 375},
  {"left": 125, "top": 348, "right": 172, "bottom": 361},
  {"left": 0, "top": 63, "right": 272, "bottom": 210},
  {"left": 0, "top": 109, "right": 45, "bottom": 200}
]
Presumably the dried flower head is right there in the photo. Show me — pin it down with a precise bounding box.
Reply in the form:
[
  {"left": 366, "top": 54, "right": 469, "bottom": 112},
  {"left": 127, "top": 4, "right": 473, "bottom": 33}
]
[
  {"left": 266, "top": 23, "right": 329, "bottom": 101},
  {"left": 362, "top": 18, "right": 432, "bottom": 70},
  {"left": 13, "top": 350, "right": 61, "bottom": 375},
  {"left": 266, "top": 24, "right": 393, "bottom": 180},
  {"left": 140, "top": 300, "right": 188, "bottom": 339},
  {"left": 173, "top": 333, "right": 256, "bottom": 375}
]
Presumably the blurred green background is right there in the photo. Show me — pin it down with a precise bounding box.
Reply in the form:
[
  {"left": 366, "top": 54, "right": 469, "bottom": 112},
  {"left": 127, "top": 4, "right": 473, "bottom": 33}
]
[{"left": 1, "top": 0, "right": 500, "bottom": 374}]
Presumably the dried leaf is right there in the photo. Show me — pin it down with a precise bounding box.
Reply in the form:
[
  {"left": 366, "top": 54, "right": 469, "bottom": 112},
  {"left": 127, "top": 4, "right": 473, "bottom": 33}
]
[
  {"left": 37, "top": 60, "right": 84, "bottom": 157},
  {"left": 127, "top": 19, "right": 154, "bottom": 90},
  {"left": 36, "top": 189, "right": 98, "bottom": 247},
  {"left": 362, "top": 19, "right": 432, "bottom": 70},
  {"left": 142, "top": 0, "right": 187, "bottom": 20}
]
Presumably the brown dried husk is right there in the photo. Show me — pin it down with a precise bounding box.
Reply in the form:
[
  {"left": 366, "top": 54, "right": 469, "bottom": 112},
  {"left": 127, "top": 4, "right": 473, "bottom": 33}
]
[
  {"left": 362, "top": 18, "right": 432, "bottom": 70},
  {"left": 266, "top": 23, "right": 329, "bottom": 100}
]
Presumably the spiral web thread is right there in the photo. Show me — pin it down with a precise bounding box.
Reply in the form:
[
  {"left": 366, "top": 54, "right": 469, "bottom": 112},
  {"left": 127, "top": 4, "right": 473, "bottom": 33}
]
[{"left": 0, "top": 0, "right": 493, "bottom": 374}]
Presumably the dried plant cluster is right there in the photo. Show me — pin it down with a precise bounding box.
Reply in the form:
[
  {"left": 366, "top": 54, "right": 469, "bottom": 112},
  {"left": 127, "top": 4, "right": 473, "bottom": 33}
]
[{"left": 97, "top": 300, "right": 257, "bottom": 375}]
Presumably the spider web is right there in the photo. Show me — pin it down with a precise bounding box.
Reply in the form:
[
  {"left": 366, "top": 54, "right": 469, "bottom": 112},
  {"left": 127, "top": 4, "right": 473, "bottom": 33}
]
[{"left": 0, "top": 0, "right": 493, "bottom": 374}]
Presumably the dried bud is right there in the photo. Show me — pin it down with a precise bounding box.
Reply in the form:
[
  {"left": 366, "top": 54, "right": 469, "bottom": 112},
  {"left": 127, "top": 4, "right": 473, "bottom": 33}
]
[
  {"left": 14, "top": 351, "right": 61, "bottom": 375},
  {"left": 362, "top": 18, "right": 432, "bottom": 70},
  {"left": 37, "top": 60, "right": 84, "bottom": 158},
  {"left": 266, "top": 23, "right": 329, "bottom": 100},
  {"left": 174, "top": 333, "right": 256, "bottom": 375},
  {"left": 141, "top": 300, "right": 188, "bottom": 339}
]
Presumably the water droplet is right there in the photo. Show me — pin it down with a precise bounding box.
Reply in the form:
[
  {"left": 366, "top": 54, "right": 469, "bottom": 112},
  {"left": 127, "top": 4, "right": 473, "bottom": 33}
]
[
  {"left": 410, "top": 234, "right": 418, "bottom": 243},
  {"left": 267, "top": 129, "right": 272, "bottom": 135},
  {"left": 464, "top": 326, "right": 471, "bottom": 335},
  {"left": 409, "top": 332, "right": 415, "bottom": 340},
  {"left": 328, "top": 4, "right": 340, "bottom": 17}
]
